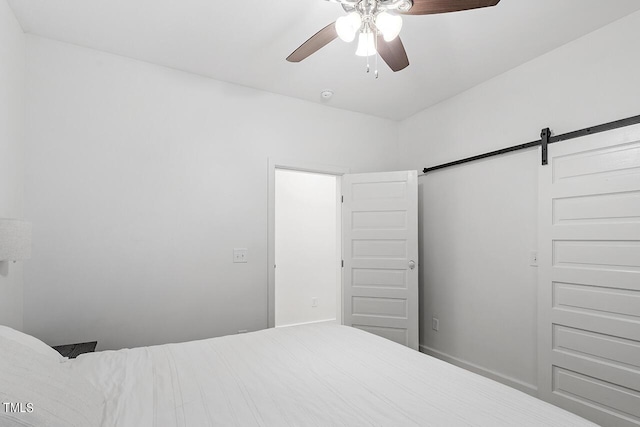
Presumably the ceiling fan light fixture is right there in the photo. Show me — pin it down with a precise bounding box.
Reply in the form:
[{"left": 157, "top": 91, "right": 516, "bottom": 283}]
[
  {"left": 375, "top": 11, "right": 403, "bottom": 42},
  {"left": 288, "top": 0, "right": 502, "bottom": 72},
  {"left": 355, "top": 31, "right": 377, "bottom": 57},
  {"left": 336, "top": 12, "right": 362, "bottom": 42}
]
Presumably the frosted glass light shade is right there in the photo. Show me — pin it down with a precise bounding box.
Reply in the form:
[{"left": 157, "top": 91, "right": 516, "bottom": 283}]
[
  {"left": 375, "top": 12, "right": 403, "bottom": 42},
  {"left": 336, "top": 12, "right": 362, "bottom": 42},
  {"left": 0, "top": 219, "right": 32, "bottom": 261},
  {"left": 355, "top": 31, "right": 377, "bottom": 57}
]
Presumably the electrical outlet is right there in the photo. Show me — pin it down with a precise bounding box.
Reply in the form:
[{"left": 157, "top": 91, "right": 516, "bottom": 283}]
[
  {"left": 233, "top": 248, "right": 248, "bottom": 263},
  {"left": 530, "top": 251, "right": 538, "bottom": 267},
  {"left": 432, "top": 317, "right": 439, "bottom": 331},
  {"left": 237, "top": 329, "right": 248, "bottom": 334},
  {"left": 311, "top": 297, "right": 318, "bottom": 307}
]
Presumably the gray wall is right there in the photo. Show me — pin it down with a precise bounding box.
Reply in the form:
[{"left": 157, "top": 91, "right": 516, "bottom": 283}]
[
  {"left": 398, "top": 10, "right": 640, "bottom": 393},
  {"left": 0, "top": 0, "right": 25, "bottom": 330},
  {"left": 23, "top": 36, "right": 399, "bottom": 350}
]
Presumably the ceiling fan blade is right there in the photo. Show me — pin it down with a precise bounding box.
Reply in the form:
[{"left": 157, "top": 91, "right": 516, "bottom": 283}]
[
  {"left": 376, "top": 35, "right": 409, "bottom": 72},
  {"left": 287, "top": 22, "right": 338, "bottom": 63},
  {"left": 401, "top": 0, "right": 500, "bottom": 15}
]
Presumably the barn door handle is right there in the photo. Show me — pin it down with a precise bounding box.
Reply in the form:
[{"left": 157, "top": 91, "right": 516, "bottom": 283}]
[{"left": 408, "top": 260, "right": 416, "bottom": 270}]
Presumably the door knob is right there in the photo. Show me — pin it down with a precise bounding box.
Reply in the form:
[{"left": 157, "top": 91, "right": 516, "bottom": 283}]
[{"left": 408, "top": 260, "right": 416, "bottom": 270}]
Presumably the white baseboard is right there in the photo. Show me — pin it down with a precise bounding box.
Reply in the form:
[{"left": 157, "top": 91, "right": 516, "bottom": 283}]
[
  {"left": 419, "top": 344, "right": 538, "bottom": 397},
  {"left": 277, "top": 319, "right": 336, "bottom": 328}
]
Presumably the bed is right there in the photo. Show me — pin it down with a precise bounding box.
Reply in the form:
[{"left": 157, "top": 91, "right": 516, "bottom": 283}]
[{"left": 1, "top": 323, "right": 596, "bottom": 426}]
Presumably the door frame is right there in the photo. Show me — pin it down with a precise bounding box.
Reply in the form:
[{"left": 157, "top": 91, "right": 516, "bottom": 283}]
[{"left": 267, "top": 158, "right": 350, "bottom": 328}]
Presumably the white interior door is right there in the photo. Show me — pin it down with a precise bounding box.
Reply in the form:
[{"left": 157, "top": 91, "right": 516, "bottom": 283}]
[
  {"left": 342, "top": 170, "right": 419, "bottom": 350},
  {"left": 538, "top": 124, "right": 640, "bottom": 426}
]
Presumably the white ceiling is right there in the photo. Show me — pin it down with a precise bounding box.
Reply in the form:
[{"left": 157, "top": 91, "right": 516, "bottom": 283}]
[{"left": 8, "top": 0, "right": 640, "bottom": 120}]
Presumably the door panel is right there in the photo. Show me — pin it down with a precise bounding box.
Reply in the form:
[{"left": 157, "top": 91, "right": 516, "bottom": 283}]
[
  {"left": 343, "top": 170, "right": 419, "bottom": 349},
  {"left": 538, "top": 124, "right": 640, "bottom": 426}
]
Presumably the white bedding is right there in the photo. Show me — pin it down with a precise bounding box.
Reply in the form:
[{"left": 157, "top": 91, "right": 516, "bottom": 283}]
[{"left": 69, "top": 323, "right": 595, "bottom": 427}]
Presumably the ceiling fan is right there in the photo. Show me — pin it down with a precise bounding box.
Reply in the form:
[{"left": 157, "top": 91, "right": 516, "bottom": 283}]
[{"left": 287, "top": 0, "right": 501, "bottom": 73}]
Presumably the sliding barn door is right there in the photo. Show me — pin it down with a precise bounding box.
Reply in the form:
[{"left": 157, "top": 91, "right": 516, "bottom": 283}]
[
  {"left": 342, "top": 171, "right": 419, "bottom": 350},
  {"left": 538, "top": 124, "right": 640, "bottom": 426}
]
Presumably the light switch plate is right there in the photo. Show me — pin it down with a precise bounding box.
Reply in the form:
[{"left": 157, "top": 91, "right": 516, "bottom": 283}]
[
  {"left": 233, "top": 248, "right": 248, "bottom": 263},
  {"left": 530, "top": 251, "right": 538, "bottom": 267}
]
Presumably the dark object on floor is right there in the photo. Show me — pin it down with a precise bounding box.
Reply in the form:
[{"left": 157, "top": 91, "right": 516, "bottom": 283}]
[{"left": 52, "top": 341, "right": 97, "bottom": 358}]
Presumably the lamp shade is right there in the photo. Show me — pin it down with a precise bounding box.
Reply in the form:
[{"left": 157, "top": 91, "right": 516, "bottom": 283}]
[
  {"left": 355, "top": 31, "right": 377, "bottom": 57},
  {"left": 375, "top": 12, "right": 403, "bottom": 42},
  {"left": 336, "top": 12, "right": 362, "bottom": 42},
  {"left": 0, "top": 219, "right": 32, "bottom": 261}
]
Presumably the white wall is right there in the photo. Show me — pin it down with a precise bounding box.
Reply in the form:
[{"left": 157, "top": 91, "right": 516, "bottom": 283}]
[
  {"left": 275, "top": 170, "right": 338, "bottom": 327},
  {"left": 0, "top": 0, "right": 25, "bottom": 330},
  {"left": 398, "top": 10, "right": 640, "bottom": 393},
  {"left": 23, "top": 36, "right": 399, "bottom": 350}
]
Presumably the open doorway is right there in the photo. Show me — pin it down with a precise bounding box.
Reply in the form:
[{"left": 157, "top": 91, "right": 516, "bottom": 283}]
[
  {"left": 267, "top": 160, "right": 349, "bottom": 328},
  {"left": 274, "top": 169, "right": 341, "bottom": 327},
  {"left": 268, "top": 165, "right": 419, "bottom": 347}
]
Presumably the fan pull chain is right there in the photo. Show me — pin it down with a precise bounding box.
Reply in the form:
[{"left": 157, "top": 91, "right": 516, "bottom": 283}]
[{"left": 374, "top": 30, "right": 379, "bottom": 79}]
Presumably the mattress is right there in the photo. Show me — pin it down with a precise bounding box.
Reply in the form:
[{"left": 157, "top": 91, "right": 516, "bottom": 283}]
[{"left": 69, "top": 323, "right": 596, "bottom": 426}]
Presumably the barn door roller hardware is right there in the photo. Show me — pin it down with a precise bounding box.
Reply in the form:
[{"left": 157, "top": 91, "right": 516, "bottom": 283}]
[
  {"left": 540, "top": 127, "right": 550, "bottom": 166},
  {"left": 422, "top": 114, "right": 640, "bottom": 174}
]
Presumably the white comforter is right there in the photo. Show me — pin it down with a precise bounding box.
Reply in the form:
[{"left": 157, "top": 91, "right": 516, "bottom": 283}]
[{"left": 69, "top": 323, "right": 595, "bottom": 427}]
